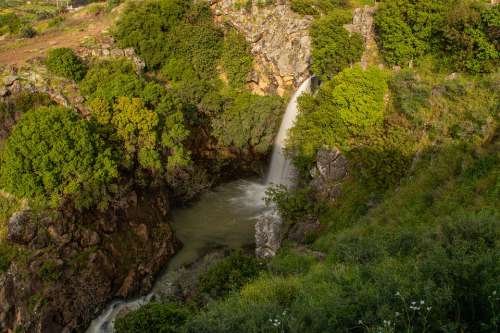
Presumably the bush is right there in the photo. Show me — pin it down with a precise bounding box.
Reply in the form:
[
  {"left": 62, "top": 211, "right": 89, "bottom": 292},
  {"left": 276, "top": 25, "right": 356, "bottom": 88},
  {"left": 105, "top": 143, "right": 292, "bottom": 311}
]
[
  {"left": 114, "top": 0, "right": 222, "bottom": 74},
  {"left": 79, "top": 59, "right": 143, "bottom": 103},
  {"left": 0, "top": 106, "right": 119, "bottom": 209},
  {"left": 45, "top": 48, "right": 87, "bottom": 81},
  {"left": 211, "top": 92, "right": 284, "bottom": 153},
  {"left": 19, "top": 24, "right": 36, "bottom": 38},
  {"left": 289, "top": 66, "right": 387, "bottom": 163},
  {"left": 115, "top": 302, "right": 190, "bottom": 333},
  {"left": 374, "top": 0, "right": 499, "bottom": 73},
  {"left": 198, "top": 251, "right": 263, "bottom": 299},
  {"left": 0, "top": 13, "right": 21, "bottom": 35},
  {"left": 221, "top": 30, "right": 253, "bottom": 87},
  {"left": 310, "top": 11, "right": 363, "bottom": 80},
  {"left": 290, "top": 0, "right": 348, "bottom": 16}
]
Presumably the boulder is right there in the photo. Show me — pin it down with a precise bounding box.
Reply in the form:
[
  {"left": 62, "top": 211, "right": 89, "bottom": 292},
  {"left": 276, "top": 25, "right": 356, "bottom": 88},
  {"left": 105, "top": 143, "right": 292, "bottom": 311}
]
[
  {"left": 310, "top": 148, "right": 349, "bottom": 201},
  {"left": 7, "top": 210, "right": 36, "bottom": 245},
  {"left": 255, "top": 210, "right": 283, "bottom": 258}
]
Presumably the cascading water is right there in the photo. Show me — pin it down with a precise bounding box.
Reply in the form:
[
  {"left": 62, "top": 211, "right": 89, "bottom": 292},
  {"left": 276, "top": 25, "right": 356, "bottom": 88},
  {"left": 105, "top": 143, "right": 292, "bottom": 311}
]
[
  {"left": 265, "top": 77, "right": 312, "bottom": 188},
  {"left": 85, "top": 78, "right": 312, "bottom": 333}
]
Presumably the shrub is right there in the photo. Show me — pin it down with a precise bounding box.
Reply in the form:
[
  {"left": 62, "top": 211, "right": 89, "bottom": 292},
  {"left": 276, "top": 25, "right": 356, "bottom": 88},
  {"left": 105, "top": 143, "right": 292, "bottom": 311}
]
[
  {"left": 198, "top": 251, "right": 263, "bottom": 299},
  {"left": 290, "top": 0, "right": 348, "bottom": 16},
  {"left": 0, "top": 13, "right": 21, "bottom": 35},
  {"left": 221, "top": 30, "right": 253, "bottom": 87},
  {"left": 114, "top": 0, "right": 222, "bottom": 74},
  {"left": 289, "top": 66, "right": 388, "bottom": 162},
  {"left": 115, "top": 302, "right": 190, "bottom": 333},
  {"left": 374, "top": 0, "right": 499, "bottom": 73},
  {"left": 0, "top": 106, "right": 119, "bottom": 209},
  {"left": 79, "top": 59, "right": 144, "bottom": 103},
  {"left": 310, "top": 11, "right": 363, "bottom": 80},
  {"left": 211, "top": 92, "right": 284, "bottom": 153},
  {"left": 19, "top": 24, "right": 36, "bottom": 38},
  {"left": 265, "top": 185, "right": 325, "bottom": 224},
  {"left": 45, "top": 48, "right": 87, "bottom": 81}
]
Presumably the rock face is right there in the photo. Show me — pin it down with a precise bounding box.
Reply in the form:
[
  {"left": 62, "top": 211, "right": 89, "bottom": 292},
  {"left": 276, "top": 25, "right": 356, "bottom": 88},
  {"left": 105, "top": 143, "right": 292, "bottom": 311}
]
[
  {"left": 211, "top": 0, "right": 312, "bottom": 96},
  {"left": 310, "top": 148, "right": 349, "bottom": 201},
  {"left": 344, "top": 5, "right": 380, "bottom": 69},
  {"left": 0, "top": 190, "right": 179, "bottom": 333},
  {"left": 255, "top": 211, "right": 283, "bottom": 258}
]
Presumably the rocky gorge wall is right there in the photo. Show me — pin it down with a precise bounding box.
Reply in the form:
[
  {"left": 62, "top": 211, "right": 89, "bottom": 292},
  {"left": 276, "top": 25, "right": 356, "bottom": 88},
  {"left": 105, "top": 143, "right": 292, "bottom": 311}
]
[
  {"left": 0, "top": 190, "right": 179, "bottom": 333},
  {"left": 211, "top": 0, "right": 312, "bottom": 96}
]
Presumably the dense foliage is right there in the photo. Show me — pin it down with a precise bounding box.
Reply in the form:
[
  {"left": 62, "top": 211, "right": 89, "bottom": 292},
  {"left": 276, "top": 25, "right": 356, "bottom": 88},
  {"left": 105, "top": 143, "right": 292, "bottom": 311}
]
[
  {"left": 310, "top": 11, "right": 363, "bottom": 80},
  {"left": 115, "top": 303, "right": 190, "bottom": 333},
  {"left": 113, "top": 0, "right": 222, "bottom": 75},
  {"left": 221, "top": 30, "right": 253, "bottom": 88},
  {"left": 290, "top": 0, "right": 348, "bottom": 16},
  {"left": 197, "top": 251, "right": 263, "bottom": 299},
  {"left": 289, "top": 66, "right": 387, "bottom": 162},
  {"left": 80, "top": 59, "right": 191, "bottom": 173},
  {"left": 375, "top": 0, "right": 499, "bottom": 73},
  {"left": 45, "top": 48, "right": 87, "bottom": 81},
  {"left": 211, "top": 92, "right": 284, "bottom": 153},
  {"left": 0, "top": 106, "right": 119, "bottom": 209}
]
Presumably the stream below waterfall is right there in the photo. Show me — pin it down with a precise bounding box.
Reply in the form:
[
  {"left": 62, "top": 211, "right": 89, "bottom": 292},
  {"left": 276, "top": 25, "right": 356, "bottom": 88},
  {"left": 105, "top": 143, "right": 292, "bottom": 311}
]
[
  {"left": 86, "top": 77, "right": 313, "bottom": 333},
  {"left": 86, "top": 179, "right": 267, "bottom": 333}
]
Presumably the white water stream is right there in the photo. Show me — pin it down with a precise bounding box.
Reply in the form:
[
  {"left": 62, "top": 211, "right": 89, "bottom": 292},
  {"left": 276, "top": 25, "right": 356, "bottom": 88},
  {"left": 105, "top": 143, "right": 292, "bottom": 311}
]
[{"left": 86, "top": 78, "right": 312, "bottom": 333}]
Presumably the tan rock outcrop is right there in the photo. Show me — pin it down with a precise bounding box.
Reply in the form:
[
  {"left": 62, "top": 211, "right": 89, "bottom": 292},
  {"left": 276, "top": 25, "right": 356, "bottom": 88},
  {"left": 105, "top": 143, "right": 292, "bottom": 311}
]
[{"left": 211, "top": 0, "right": 312, "bottom": 96}]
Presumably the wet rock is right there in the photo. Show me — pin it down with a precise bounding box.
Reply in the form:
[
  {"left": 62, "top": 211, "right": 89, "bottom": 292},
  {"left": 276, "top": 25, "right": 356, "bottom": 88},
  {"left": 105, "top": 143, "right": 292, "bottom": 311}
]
[
  {"left": 255, "top": 211, "right": 283, "bottom": 258},
  {"left": 79, "top": 228, "right": 101, "bottom": 247},
  {"left": 310, "top": 148, "right": 349, "bottom": 201},
  {"left": 7, "top": 210, "right": 36, "bottom": 245},
  {"left": 287, "top": 220, "right": 321, "bottom": 244}
]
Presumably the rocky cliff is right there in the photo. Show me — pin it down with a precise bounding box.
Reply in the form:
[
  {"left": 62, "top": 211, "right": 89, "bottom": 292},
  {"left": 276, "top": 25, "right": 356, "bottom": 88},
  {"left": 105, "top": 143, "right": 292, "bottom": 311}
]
[
  {"left": 0, "top": 190, "right": 179, "bottom": 333},
  {"left": 211, "top": 0, "right": 312, "bottom": 96}
]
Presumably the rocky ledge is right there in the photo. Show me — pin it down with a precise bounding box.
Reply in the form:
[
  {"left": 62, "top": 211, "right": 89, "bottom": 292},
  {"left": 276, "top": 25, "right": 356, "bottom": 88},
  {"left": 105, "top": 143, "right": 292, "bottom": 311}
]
[
  {"left": 211, "top": 0, "right": 312, "bottom": 96},
  {"left": 0, "top": 190, "right": 179, "bottom": 333}
]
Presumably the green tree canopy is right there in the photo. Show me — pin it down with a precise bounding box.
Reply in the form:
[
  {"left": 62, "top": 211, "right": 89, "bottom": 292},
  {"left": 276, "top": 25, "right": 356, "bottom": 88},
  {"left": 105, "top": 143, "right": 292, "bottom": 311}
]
[
  {"left": 45, "top": 48, "right": 87, "bottom": 81},
  {"left": 290, "top": 66, "right": 388, "bottom": 161},
  {"left": 0, "top": 106, "right": 119, "bottom": 209},
  {"left": 211, "top": 92, "right": 284, "bottom": 153}
]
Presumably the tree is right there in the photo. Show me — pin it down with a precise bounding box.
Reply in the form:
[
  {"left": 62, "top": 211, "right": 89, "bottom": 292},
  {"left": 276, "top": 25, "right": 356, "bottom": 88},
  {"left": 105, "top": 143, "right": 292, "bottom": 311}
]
[
  {"left": 45, "top": 48, "right": 87, "bottom": 81},
  {"left": 0, "top": 106, "right": 119, "bottom": 209},
  {"left": 90, "top": 96, "right": 190, "bottom": 172}
]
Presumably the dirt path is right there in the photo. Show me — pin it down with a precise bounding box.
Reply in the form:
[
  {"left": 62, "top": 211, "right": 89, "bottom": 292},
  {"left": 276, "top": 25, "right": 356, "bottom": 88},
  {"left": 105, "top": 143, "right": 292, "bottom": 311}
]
[{"left": 0, "top": 10, "right": 114, "bottom": 66}]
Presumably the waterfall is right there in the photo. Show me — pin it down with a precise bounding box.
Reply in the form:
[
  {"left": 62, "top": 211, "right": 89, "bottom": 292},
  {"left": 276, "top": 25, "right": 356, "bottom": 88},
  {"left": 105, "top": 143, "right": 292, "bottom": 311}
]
[
  {"left": 254, "top": 77, "right": 313, "bottom": 258},
  {"left": 265, "top": 77, "right": 312, "bottom": 187}
]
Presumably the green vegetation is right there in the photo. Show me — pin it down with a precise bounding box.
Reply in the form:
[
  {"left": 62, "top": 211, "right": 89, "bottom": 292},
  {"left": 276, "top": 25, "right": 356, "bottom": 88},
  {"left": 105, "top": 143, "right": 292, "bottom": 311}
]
[
  {"left": 290, "top": 66, "right": 388, "bottom": 166},
  {"left": 0, "top": 106, "right": 119, "bottom": 209},
  {"left": 211, "top": 92, "right": 284, "bottom": 153},
  {"left": 374, "top": 0, "right": 499, "bottom": 73},
  {"left": 221, "top": 30, "right": 253, "bottom": 87},
  {"left": 113, "top": 0, "right": 222, "bottom": 73},
  {"left": 290, "top": 0, "right": 348, "bottom": 16},
  {"left": 115, "top": 302, "right": 191, "bottom": 333},
  {"left": 198, "top": 251, "right": 263, "bottom": 299},
  {"left": 310, "top": 11, "right": 363, "bottom": 80},
  {"left": 45, "top": 48, "right": 87, "bottom": 81}
]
